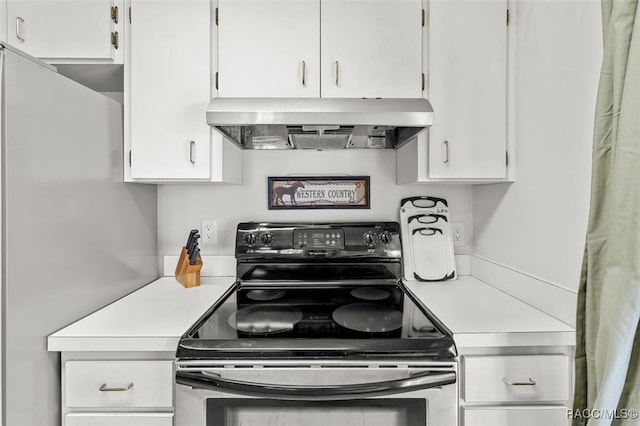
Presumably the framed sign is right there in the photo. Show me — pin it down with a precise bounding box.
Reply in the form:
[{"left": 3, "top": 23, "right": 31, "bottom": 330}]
[{"left": 268, "top": 176, "right": 370, "bottom": 210}]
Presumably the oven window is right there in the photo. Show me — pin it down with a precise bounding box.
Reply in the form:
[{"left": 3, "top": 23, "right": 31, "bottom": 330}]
[{"left": 207, "top": 398, "right": 426, "bottom": 426}]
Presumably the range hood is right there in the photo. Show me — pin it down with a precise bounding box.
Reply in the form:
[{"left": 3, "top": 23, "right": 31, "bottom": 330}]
[{"left": 206, "top": 98, "right": 433, "bottom": 150}]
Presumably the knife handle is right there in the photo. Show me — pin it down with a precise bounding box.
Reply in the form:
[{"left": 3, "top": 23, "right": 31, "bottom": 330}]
[
  {"left": 185, "top": 229, "right": 198, "bottom": 251},
  {"left": 189, "top": 245, "right": 200, "bottom": 265},
  {"left": 186, "top": 230, "right": 199, "bottom": 254},
  {"left": 190, "top": 234, "right": 200, "bottom": 254}
]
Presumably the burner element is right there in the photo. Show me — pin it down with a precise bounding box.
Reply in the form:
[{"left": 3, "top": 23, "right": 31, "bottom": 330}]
[
  {"left": 246, "top": 289, "right": 286, "bottom": 301},
  {"left": 332, "top": 303, "right": 403, "bottom": 333},
  {"left": 350, "top": 287, "right": 391, "bottom": 301},
  {"left": 228, "top": 305, "right": 302, "bottom": 335}
]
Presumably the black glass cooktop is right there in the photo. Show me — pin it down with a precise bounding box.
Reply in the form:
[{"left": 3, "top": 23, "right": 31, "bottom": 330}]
[{"left": 177, "top": 281, "right": 457, "bottom": 360}]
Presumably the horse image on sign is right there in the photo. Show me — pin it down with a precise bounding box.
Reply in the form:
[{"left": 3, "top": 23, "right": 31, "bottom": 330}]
[{"left": 272, "top": 181, "right": 305, "bottom": 206}]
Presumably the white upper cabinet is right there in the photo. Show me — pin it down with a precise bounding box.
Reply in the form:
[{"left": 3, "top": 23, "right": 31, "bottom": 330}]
[
  {"left": 126, "top": 0, "right": 242, "bottom": 182},
  {"left": 320, "top": 0, "right": 422, "bottom": 98},
  {"left": 397, "top": 0, "right": 510, "bottom": 183},
  {"left": 6, "top": 0, "right": 122, "bottom": 63},
  {"left": 217, "top": 0, "right": 320, "bottom": 98},
  {"left": 217, "top": 0, "right": 422, "bottom": 99},
  {"left": 426, "top": 0, "right": 508, "bottom": 180}
]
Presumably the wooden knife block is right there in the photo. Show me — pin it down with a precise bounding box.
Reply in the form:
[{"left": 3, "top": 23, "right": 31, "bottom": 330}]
[{"left": 175, "top": 247, "right": 202, "bottom": 288}]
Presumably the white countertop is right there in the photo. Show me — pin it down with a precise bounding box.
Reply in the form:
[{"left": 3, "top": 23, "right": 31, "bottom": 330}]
[
  {"left": 48, "top": 275, "right": 574, "bottom": 353},
  {"left": 405, "top": 276, "right": 575, "bottom": 348},
  {"left": 47, "top": 277, "right": 235, "bottom": 352}
]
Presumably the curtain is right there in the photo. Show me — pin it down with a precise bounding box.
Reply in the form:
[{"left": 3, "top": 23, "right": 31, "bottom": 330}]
[{"left": 573, "top": 0, "right": 640, "bottom": 424}]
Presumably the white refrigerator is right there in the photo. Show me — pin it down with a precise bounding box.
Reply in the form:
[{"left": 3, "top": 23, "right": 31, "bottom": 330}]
[{"left": 0, "top": 44, "right": 158, "bottom": 425}]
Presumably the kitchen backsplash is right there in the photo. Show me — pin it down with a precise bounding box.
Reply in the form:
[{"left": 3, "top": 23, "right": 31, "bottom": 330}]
[{"left": 158, "top": 149, "right": 473, "bottom": 259}]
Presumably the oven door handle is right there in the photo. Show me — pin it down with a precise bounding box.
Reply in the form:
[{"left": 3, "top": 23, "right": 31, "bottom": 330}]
[{"left": 176, "top": 370, "right": 455, "bottom": 400}]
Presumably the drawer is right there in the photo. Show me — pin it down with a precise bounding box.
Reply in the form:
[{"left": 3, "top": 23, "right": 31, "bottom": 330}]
[
  {"left": 463, "top": 354, "right": 569, "bottom": 403},
  {"left": 463, "top": 406, "right": 569, "bottom": 426},
  {"left": 66, "top": 412, "right": 173, "bottom": 426},
  {"left": 65, "top": 361, "right": 173, "bottom": 408}
]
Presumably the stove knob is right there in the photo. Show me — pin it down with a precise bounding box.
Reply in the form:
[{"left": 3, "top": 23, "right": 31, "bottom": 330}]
[
  {"left": 243, "top": 232, "right": 257, "bottom": 245},
  {"left": 261, "top": 232, "right": 274, "bottom": 246},
  {"left": 363, "top": 232, "right": 375, "bottom": 245},
  {"left": 380, "top": 231, "right": 392, "bottom": 245}
]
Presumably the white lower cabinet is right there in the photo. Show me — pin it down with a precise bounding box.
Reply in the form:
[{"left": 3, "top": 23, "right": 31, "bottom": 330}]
[
  {"left": 65, "top": 361, "right": 173, "bottom": 408},
  {"left": 459, "top": 350, "right": 572, "bottom": 426},
  {"left": 66, "top": 413, "right": 173, "bottom": 426},
  {"left": 463, "top": 354, "right": 569, "bottom": 403},
  {"left": 463, "top": 407, "right": 569, "bottom": 426},
  {"left": 62, "top": 355, "right": 175, "bottom": 426}
]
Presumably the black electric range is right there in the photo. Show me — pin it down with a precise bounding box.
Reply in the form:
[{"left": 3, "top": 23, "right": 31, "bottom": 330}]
[{"left": 176, "top": 222, "right": 457, "bottom": 360}]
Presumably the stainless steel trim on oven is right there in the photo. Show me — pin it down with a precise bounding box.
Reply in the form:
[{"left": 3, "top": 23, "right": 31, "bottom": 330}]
[
  {"left": 177, "top": 367, "right": 455, "bottom": 401},
  {"left": 175, "top": 361, "right": 458, "bottom": 426}
]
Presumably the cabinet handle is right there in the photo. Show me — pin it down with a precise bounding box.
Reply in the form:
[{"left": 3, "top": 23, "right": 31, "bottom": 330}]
[
  {"left": 16, "top": 17, "right": 25, "bottom": 42},
  {"left": 502, "top": 377, "right": 536, "bottom": 386},
  {"left": 301, "top": 60, "right": 306, "bottom": 86},
  {"left": 443, "top": 140, "right": 450, "bottom": 164},
  {"left": 99, "top": 382, "right": 134, "bottom": 392},
  {"left": 335, "top": 61, "right": 339, "bottom": 86},
  {"left": 189, "top": 141, "right": 196, "bottom": 164}
]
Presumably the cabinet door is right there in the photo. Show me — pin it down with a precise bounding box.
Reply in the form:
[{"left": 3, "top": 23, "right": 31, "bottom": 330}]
[
  {"left": 321, "top": 0, "right": 423, "bottom": 98},
  {"left": 217, "top": 0, "right": 320, "bottom": 97},
  {"left": 427, "top": 0, "right": 508, "bottom": 179},
  {"left": 66, "top": 413, "right": 173, "bottom": 426},
  {"left": 7, "top": 0, "right": 117, "bottom": 61},
  {"left": 463, "top": 407, "right": 569, "bottom": 426},
  {"left": 129, "top": 0, "right": 212, "bottom": 180}
]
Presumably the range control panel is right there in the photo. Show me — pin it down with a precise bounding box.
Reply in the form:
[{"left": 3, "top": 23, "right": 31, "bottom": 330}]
[
  {"left": 294, "top": 229, "right": 345, "bottom": 249},
  {"left": 235, "top": 222, "right": 401, "bottom": 259}
]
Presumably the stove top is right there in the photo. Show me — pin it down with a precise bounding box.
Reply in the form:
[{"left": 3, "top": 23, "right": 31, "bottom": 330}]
[
  {"left": 177, "top": 281, "right": 455, "bottom": 360},
  {"left": 176, "top": 222, "right": 457, "bottom": 361}
]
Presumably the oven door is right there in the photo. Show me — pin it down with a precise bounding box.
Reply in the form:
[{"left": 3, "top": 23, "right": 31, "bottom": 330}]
[{"left": 176, "top": 362, "right": 458, "bottom": 426}]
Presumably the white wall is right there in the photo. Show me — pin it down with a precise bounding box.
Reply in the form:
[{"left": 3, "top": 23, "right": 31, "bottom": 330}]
[
  {"left": 473, "top": 0, "right": 602, "bottom": 294},
  {"left": 158, "top": 149, "right": 473, "bottom": 259}
]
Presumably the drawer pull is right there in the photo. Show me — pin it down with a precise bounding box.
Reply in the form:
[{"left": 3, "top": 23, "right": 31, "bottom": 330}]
[
  {"left": 99, "top": 382, "right": 134, "bottom": 392},
  {"left": 502, "top": 377, "right": 536, "bottom": 386}
]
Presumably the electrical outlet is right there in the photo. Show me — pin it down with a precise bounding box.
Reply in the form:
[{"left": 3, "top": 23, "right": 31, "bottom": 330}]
[
  {"left": 452, "top": 222, "right": 464, "bottom": 247},
  {"left": 201, "top": 220, "right": 217, "bottom": 244}
]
